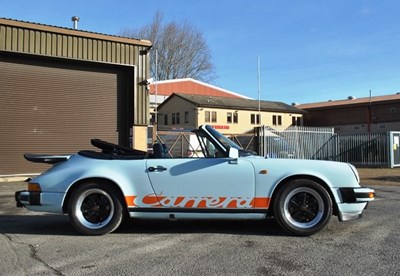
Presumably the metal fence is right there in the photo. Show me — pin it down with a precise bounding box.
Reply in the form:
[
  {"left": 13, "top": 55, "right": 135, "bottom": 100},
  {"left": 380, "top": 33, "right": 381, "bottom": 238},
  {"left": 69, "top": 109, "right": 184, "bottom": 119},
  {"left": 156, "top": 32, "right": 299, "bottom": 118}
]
[
  {"left": 334, "top": 133, "right": 389, "bottom": 167},
  {"left": 153, "top": 130, "right": 194, "bottom": 158},
  {"left": 257, "top": 126, "right": 390, "bottom": 167},
  {"left": 151, "top": 126, "right": 390, "bottom": 167},
  {"left": 257, "top": 126, "right": 335, "bottom": 160}
]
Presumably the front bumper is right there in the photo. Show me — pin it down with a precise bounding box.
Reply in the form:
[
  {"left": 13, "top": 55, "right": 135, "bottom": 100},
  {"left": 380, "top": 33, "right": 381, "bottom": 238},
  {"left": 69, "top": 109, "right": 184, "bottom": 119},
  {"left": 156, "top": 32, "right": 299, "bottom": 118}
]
[
  {"left": 337, "top": 187, "right": 375, "bottom": 222},
  {"left": 340, "top": 187, "right": 375, "bottom": 203}
]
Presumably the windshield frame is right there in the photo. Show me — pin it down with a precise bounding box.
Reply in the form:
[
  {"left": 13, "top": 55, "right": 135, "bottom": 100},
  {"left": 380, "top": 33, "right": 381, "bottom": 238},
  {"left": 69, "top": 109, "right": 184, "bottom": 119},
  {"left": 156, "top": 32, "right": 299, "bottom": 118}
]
[
  {"left": 204, "top": 125, "right": 243, "bottom": 151},
  {"left": 194, "top": 125, "right": 257, "bottom": 158}
]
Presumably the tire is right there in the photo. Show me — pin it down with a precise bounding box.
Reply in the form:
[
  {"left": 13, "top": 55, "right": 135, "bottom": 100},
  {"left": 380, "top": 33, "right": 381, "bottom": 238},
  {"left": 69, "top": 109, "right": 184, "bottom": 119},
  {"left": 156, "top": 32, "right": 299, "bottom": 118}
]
[
  {"left": 67, "top": 182, "right": 124, "bottom": 235},
  {"left": 273, "top": 179, "right": 332, "bottom": 236}
]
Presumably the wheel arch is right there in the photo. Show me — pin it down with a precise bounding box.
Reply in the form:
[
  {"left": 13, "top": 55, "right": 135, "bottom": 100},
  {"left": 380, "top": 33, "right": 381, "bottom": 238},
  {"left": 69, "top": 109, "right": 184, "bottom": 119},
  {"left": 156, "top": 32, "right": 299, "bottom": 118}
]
[
  {"left": 62, "top": 177, "right": 128, "bottom": 216},
  {"left": 269, "top": 174, "right": 339, "bottom": 217}
]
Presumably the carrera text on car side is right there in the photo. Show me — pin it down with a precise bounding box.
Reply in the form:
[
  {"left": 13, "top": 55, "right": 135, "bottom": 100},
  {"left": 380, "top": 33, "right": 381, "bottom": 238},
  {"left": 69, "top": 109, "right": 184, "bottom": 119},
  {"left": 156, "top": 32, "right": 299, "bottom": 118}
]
[{"left": 16, "top": 125, "right": 375, "bottom": 236}]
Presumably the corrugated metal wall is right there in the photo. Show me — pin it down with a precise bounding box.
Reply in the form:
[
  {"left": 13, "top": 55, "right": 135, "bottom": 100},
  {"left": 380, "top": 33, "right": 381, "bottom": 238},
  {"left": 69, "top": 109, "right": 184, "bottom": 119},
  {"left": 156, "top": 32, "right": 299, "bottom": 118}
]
[
  {"left": 0, "top": 19, "right": 151, "bottom": 174},
  {"left": 0, "top": 19, "right": 149, "bottom": 65},
  {"left": 0, "top": 18, "right": 151, "bottom": 125}
]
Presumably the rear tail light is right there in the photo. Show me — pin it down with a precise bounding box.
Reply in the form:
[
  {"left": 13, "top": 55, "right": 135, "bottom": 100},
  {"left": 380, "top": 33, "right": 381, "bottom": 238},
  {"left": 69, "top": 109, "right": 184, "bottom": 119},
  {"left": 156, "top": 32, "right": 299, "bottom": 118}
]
[{"left": 28, "top": 183, "right": 41, "bottom": 192}]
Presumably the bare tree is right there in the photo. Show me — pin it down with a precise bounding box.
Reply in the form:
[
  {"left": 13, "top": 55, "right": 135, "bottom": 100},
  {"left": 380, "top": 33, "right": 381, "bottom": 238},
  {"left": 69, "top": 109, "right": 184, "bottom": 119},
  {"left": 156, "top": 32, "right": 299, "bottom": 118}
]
[{"left": 120, "top": 12, "right": 217, "bottom": 82}]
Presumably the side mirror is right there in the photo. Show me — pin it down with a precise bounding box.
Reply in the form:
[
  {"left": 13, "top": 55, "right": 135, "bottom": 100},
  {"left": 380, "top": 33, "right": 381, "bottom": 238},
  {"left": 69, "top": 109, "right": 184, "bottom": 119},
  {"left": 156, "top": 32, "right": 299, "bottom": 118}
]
[{"left": 228, "top": 147, "right": 239, "bottom": 159}]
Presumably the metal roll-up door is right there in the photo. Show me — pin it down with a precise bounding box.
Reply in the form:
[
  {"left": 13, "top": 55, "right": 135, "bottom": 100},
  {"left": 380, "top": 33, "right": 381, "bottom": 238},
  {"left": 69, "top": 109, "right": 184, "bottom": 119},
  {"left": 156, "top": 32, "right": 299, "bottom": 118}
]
[{"left": 0, "top": 54, "right": 128, "bottom": 175}]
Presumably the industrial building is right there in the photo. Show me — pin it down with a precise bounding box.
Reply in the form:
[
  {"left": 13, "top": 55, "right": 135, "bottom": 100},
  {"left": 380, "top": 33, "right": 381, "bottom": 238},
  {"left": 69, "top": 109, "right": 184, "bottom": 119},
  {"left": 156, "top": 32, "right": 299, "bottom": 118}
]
[{"left": 0, "top": 18, "right": 151, "bottom": 175}]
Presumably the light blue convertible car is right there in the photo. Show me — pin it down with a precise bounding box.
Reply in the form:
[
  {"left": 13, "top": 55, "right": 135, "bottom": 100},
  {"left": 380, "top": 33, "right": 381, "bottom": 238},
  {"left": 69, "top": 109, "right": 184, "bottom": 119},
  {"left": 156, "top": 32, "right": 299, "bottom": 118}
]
[{"left": 16, "top": 125, "right": 375, "bottom": 236}]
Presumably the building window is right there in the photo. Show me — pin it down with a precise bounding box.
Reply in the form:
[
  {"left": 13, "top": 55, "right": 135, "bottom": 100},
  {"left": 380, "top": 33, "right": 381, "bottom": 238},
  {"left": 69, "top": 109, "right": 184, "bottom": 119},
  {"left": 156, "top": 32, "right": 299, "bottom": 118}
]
[
  {"left": 171, "top": 113, "right": 180, "bottom": 125},
  {"left": 228, "top": 112, "right": 238, "bottom": 124},
  {"left": 233, "top": 112, "right": 238, "bottom": 123},
  {"left": 150, "top": 113, "right": 156, "bottom": 124},
  {"left": 205, "top": 111, "right": 210, "bottom": 123},
  {"left": 273, "top": 115, "right": 282, "bottom": 126},
  {"left": 185, "top": 111, "right": 189, "bottom": 123},
  {"left": 292, "top": 116, "right": 301, "bottom": 126},
  {"left": 164, "top": 114, "right": 168, "bottom": 125},
  {"left": 205, "top": 111, "right": 217, "bottom": 123},
  {"left": 156, "top": 113, "right": 163, "bottom": 125},
  {"left": 251, "top": 114, "right": 260, "bottom": 125},
  {"left": 227, "top": 112, "right": 239, "bottom": 124},
  {"left": 227, "top": 112, "right": 232, "bottom": 124},
  {"left": 211, "top": 111, "right": 217, "bottom": 123}
]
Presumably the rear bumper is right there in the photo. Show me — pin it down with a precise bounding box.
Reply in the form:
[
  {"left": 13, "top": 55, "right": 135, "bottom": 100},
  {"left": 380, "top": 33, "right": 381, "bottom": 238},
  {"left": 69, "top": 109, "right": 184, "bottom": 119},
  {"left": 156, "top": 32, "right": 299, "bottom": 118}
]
[
  {"left": 15, "top": 190, "right": 64, "bottom": 213},
  {"left": 15, "top": 190, "right": 41, "bottom": 207}
]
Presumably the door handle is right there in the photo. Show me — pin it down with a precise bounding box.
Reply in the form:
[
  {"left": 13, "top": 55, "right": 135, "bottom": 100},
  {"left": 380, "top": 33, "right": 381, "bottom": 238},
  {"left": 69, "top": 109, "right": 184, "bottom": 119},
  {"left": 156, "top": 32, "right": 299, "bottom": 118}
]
[{"left": 148, "top": 166, "right": 167, "bottom": 172}]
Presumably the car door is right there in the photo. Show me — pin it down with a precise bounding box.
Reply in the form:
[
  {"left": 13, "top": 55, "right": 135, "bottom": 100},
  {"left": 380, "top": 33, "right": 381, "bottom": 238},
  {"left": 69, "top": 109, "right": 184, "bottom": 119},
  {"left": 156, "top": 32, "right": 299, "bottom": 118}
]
[{"left": 145, "top": 157, "right": 255, "bottom": 209}]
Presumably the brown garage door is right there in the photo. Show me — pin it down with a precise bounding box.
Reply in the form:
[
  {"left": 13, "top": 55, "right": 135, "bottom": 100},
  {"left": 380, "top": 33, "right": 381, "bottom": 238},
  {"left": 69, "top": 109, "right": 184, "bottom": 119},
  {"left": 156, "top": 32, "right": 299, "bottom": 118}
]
[{"left": 0, "top": 54, "right": 130, "bottom": 175}]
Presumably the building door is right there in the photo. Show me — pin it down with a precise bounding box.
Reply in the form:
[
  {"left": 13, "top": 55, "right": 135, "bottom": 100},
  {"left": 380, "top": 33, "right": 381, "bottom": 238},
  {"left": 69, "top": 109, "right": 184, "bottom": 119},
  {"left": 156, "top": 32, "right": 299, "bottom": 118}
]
[
  {"left": 0, "top": 54, "right": 132, "bottom": 175},
  {"left": 390, "top": 132, "right": 400, "bottom": 168}
]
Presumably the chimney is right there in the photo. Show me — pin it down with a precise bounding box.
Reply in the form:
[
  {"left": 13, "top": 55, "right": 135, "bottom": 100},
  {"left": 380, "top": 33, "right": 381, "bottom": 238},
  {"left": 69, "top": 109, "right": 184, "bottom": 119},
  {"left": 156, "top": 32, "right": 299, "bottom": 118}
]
[{"left": 71, "top": 16, "right": 80, "bottom": 30}]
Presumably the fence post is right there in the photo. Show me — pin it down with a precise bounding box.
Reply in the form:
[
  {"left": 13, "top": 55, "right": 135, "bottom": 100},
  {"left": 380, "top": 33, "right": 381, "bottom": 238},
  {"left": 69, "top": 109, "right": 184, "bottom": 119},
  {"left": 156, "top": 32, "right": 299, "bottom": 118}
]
[{"left": 152, "top": 124, "right": 157, "bottom": 144}]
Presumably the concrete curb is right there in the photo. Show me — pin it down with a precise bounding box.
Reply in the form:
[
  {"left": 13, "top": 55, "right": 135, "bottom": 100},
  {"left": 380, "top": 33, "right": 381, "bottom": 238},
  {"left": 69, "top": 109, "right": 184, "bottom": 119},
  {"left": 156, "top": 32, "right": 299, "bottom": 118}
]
[{"left": 0, "top": 176, "right": 30, "bottom": 183}]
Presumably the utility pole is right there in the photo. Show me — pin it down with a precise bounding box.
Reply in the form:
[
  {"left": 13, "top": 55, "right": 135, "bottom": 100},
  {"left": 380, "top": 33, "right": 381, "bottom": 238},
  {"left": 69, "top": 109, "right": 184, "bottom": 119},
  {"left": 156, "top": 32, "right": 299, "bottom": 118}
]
[
  {"left": 367, "top": 90, "right": 372, "bottom": 133},
  {"left": 257, "top": 55, "right": 261, "bottom": 125}
]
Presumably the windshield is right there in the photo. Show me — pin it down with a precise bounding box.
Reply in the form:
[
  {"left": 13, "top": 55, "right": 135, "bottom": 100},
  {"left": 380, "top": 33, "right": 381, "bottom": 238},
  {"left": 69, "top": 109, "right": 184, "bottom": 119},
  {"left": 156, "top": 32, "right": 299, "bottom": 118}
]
[{"left": 205, "top": 125, "right": 243, "bottom": 151}]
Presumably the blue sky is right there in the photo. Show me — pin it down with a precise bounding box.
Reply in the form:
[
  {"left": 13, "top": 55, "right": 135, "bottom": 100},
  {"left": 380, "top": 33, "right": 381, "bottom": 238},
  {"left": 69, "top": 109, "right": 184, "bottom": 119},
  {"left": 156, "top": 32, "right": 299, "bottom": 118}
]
[{"left": 3, "top": 0, "right": 400, "bottom": 104}]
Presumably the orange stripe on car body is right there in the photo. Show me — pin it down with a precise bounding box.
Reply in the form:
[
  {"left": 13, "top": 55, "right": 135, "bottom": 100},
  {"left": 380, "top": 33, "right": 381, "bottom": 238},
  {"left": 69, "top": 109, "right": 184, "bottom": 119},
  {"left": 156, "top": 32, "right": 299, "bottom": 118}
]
[
  {"left": 125, "top": 194, "right": 271, "bottom": 209},
  {"left": 125, "top": 196, "right": 137, "bottom": 207},
  {"left": 252, "top": 197, "right": 270, "bottom": 208}
]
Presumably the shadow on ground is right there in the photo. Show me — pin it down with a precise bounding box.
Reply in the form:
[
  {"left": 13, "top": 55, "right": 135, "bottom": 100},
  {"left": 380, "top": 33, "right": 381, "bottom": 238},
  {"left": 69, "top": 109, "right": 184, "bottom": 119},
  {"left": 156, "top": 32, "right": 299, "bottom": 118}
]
[{"left": 0, "top": 214, "right": 285, "bottom": 237}]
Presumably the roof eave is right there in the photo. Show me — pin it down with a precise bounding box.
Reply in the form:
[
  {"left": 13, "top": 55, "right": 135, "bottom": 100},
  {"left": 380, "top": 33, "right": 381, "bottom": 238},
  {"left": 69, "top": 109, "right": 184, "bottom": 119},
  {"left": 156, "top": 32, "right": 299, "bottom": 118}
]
[{"left": 0, "top": 18, "right": 152, "bottom": 47}]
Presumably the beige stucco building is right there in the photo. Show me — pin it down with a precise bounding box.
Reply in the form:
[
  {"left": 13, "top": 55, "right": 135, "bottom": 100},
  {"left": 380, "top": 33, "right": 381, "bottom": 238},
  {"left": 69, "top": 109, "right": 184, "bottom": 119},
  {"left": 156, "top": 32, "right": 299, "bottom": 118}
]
[{"left": 157, "top": 93, "right": 305, "bottom": 134}]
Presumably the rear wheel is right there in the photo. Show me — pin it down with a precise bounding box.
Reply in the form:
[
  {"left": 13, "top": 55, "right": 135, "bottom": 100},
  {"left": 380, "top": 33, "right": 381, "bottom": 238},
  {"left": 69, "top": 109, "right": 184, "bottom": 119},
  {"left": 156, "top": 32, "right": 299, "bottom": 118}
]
[
  {"left": 273, "top": 179, "right": 332, "bottom": 236},
  {"left": 67, "top": 182, "right": 124, "bottom": 235}
]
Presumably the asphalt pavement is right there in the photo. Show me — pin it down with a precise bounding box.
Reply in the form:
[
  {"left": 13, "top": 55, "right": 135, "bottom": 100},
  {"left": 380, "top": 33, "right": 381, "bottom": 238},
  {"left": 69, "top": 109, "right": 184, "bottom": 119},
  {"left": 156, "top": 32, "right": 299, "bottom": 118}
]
[{"left": 1, "top": 181, "right": 399, "bottom": 276}]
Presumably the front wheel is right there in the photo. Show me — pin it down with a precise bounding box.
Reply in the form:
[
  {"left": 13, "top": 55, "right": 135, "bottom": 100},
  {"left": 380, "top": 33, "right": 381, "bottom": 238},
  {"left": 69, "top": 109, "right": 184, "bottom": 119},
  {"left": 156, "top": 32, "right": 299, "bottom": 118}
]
[
  {"left": 273, "top": 179, "right": 332, "bottom": 236},
  {"left": 67, "top": 182, "right": 124, "bottom": 235}
]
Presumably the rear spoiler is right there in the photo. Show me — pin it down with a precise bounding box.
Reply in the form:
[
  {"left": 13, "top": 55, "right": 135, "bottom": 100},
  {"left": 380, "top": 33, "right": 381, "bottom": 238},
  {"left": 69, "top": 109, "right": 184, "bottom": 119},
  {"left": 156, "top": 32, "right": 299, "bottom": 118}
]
[{"left": 24, "top": 153, "right": 71, "bottom": 164}]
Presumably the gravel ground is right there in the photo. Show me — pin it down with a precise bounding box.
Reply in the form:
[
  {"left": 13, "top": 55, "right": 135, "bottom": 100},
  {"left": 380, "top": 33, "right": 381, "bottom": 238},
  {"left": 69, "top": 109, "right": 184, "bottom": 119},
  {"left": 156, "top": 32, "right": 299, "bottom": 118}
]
[{"left": 357, "top": 167, "right": 400, "bottom": 186}]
